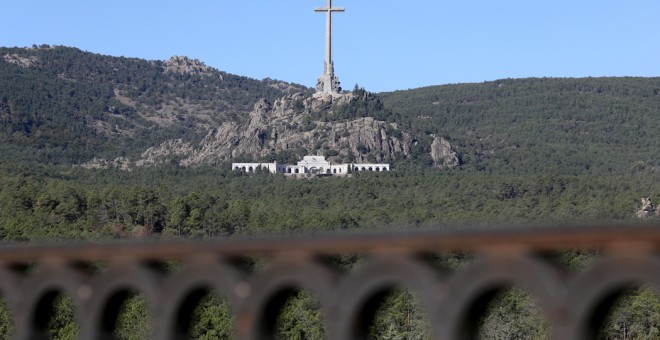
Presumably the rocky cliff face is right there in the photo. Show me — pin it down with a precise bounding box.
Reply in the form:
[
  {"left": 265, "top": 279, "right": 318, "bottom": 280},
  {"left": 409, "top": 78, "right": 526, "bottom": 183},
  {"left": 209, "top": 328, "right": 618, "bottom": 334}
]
[
  {"left": 162, "top": 56, "right": 215, "bottom": 76},
  {"left": 141, "top": 92, "right": 414, "bottom": 166},
  {"left": 82, "top": 91, "right": 461, "bottom": 170},
  {"left": 2, "top": 47, "right": 464, "bottom": 170},
  {"left": 636, "top": 197, "right": 658, "bottom": 219},
  {"left": 430, "top": 137, "right": 460, "bottom": 169}
]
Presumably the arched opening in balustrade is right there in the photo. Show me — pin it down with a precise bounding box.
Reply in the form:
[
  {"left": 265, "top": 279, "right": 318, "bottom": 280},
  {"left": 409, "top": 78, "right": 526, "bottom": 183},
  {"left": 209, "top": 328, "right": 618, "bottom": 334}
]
[
  {"left": 244, "top": 259, "right": 336, "bottom": 340},
  {"left": 31, "top": 290, "right": 79, "bottom": 339},
  {"left": 564, "top": 255, "right": 660, "bottom": 340},
  {"left": 457, "top": 286, "right": 550, "bottom": 340},
  {"left": 441, "top": 255, "right": 562, "bottom": 340},
  {"left": 261, "top": 288, "right": 328, "bottom": 339},
  {"left": 16, "top": 265, "right": 86, "bottom": 340},
  {"left": 335, "top": 257, "right": 439, "bottom": 339},
  {"left": 173, "top": 287, "right": 235, "bottom": 339},
  {"left": 594, "top": 286, "right": 660, "bottom": 340},
  {"left": 358, "top": 286, "right": 430, "bottom": 339},
  {"left": 99, "top": 289, "right": 153, "bottom": 339}
]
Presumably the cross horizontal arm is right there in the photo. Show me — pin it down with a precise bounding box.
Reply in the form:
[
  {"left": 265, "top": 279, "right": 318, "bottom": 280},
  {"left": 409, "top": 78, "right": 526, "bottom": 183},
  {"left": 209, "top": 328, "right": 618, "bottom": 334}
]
[{"left": 314, "top": 7, "right": 345, "bottom": 12}]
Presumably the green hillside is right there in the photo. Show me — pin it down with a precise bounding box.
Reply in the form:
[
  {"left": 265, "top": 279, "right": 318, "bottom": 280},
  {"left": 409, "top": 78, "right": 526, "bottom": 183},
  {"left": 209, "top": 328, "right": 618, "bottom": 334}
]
[
  {"left": 381, "top": 77, "right": 660, "bottom": 175},
  {"left": 0, "top": 45, "right": 307, "bottom": 164},
  {"left": 1, "top": 47, "right": 660, "bottom": 339},
  {"left": 1, "top": 46, "right": 658, "bottom": 176}
]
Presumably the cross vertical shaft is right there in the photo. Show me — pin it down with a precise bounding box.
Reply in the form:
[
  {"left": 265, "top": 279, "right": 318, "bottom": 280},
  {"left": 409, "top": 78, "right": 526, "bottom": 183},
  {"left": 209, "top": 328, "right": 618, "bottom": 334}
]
[{"left": 315, "top": 0, "right": 345, "bottom": 96}]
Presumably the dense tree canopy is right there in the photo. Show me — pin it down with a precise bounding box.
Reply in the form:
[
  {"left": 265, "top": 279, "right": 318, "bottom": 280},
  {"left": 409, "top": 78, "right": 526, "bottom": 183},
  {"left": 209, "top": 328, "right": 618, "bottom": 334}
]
[
  {"left": 1, "top": 46, "right": 659, "bottom": 339},
  {"left": 381, "top": 77, "right": 660, "bottom": 175}
]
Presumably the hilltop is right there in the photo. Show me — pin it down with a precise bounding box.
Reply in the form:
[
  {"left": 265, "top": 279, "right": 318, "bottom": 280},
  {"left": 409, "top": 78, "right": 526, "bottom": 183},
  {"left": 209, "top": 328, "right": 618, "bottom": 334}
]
[
  {"left": 1, "top": 46, "right": 459, "bottom": 170},
  {"left": 381, "top": 77, "right": 660, "bottom": 175},
  {"left": 1, "top": 45, "right": 658, "bottom": 177},
  {"left": 0, "top": 45, "right": 307, "bottom": 164}
]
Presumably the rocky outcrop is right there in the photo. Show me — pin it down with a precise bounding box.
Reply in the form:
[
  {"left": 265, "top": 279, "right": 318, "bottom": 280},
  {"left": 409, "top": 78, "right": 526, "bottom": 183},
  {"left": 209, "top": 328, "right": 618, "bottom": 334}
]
[
  {"left": 163, "top": 56, "right": 215, "bottom": 77},
  {"left": 79, "top": 157, "right": 132, "bottom": 171},
  {"left": 91, "top": 91, "right": 458, "bottom": 170},
  {"left": 636, "top": 197, "right": 658, "bottom": 219},
  {"left": 431, "top": 137, "right": 460, "bottom": 169},
  {"left": 138, "top": 139, "right": 196, "bottom": 167},
  {"left": 180, "top": 93, "right": 412, "bottom": 165},
  {"left": 2, "top": 54, "right": 39, "bottom": 68}
]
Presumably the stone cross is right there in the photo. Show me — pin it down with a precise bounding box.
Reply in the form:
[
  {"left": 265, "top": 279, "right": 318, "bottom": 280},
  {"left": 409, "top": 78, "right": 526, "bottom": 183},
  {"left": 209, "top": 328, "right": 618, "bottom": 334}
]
[{"left": 315, "top": 0, "right": 345, "bottom": 95}]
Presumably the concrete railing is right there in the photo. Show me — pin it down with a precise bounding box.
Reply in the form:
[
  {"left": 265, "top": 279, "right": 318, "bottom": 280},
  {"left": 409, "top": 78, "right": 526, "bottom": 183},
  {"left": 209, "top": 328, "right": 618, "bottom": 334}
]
[{"left": 1, "top": 225, "right": 659, "bottom": 339}]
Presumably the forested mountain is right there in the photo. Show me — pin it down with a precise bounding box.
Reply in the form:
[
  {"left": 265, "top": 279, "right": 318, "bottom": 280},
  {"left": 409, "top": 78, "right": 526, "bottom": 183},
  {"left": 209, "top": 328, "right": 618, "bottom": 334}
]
[
  {"left": 0, "top": 45, "right": 308, "bottom": 164},
  {"left": 381, "top": 77, "right": 660, "bottom": 175},
  {"left": 1, "top": 45, "right": 658, "bottom": 176},
  {"left": 1, "top": 46, "right": 660, "bottom": 339}
]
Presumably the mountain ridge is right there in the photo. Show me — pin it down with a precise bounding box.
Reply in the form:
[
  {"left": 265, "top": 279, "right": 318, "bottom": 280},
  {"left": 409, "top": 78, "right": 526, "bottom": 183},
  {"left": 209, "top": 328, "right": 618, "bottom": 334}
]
[
  {"left": 1, "top": 45, "right": 658, "bottom": 176},
  {"left": 0, "top": 45, "right": 308, "bottom": 162}
]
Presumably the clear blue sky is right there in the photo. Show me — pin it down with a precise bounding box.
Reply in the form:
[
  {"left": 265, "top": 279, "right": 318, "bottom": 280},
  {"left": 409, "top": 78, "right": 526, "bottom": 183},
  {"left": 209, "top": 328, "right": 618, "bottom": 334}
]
[{"left": 2, "top": 1, "right": 659, "bottom": 92}]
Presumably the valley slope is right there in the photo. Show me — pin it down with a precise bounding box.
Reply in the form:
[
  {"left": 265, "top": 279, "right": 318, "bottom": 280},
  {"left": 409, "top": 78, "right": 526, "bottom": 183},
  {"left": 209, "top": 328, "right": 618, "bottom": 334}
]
[{"left": 1, "top": 46, "right": 658, "bottom": 177}]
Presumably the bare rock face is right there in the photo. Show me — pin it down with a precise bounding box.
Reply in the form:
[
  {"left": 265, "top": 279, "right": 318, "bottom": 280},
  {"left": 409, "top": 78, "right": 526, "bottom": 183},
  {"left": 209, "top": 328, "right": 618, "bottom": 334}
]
[
  {"left": 106, "top": 91, "right": 458, "bottom": 170},
  {"left": 2, "top": 54, "right": 39, "bottom": 68},
  {"left": 431, "top": 137, "right": 460, "bottom": 169},
  {"left": 180, "top": 93, "right": 412, "bottom": 166},
  {"left": 636, "top": 197, "right": 657, "bottom": 219},
  {"left": 163, "top": 56, "right": 215, "bottom": 76},
  {"left": 138, "top": 139, "right": 196, "bottom": 167},
  {"left": 79, "top": 157, "right": 132, "bottom": 171}
]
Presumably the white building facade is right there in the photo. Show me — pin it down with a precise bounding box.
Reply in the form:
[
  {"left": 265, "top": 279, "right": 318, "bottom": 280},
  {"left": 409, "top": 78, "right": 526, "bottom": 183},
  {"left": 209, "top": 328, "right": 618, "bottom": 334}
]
[{"left": 232, "top": 156, "right": 390, "bottom": 175}]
